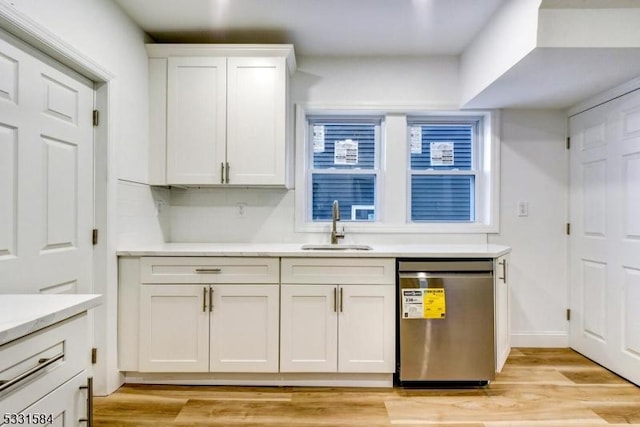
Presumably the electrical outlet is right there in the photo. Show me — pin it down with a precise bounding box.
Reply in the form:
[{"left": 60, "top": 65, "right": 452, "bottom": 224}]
[
  {"left": 236, "top": 202, "right": 247, "bottom": 218},
  {"left": 517, "top": 201, "right": 529, "bottom": 217}
]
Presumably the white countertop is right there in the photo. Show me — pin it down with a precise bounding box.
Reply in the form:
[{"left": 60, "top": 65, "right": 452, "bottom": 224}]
[
  {"left": 117, "top": 242, "right": 511, "bottom": 258},
  {"left": 0, "top": 294, "right": 103, "bottom": 346}
]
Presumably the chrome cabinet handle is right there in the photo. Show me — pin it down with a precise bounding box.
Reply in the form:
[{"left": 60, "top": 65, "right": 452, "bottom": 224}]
[
  {"left": 0, "top": 352, "right": 64, "bottom": 393},
  {"left": 203, "top": 287, "right": 207, "bottom": 312},
  {"left": 79, "top": 377, "right": 93, "bottom": 426},
  {"left": 499, "top": 259, "right": 507, "bottom": 283},
  {"left": 195, "top": 268, "right": 222, "bottom": 274},
  {"left": 220, "top": 162, "right": 225, "bottom": 184}
]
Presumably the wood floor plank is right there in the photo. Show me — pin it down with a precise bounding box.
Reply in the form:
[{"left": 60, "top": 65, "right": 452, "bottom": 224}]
[{"left": 94, "top": 348, "right": 640, "bottom": 426}]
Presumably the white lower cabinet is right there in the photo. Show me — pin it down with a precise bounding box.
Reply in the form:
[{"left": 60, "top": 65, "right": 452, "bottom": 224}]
[
  {"left": 280, "top": 284, "right": 395, "bottom": 373},
  {"left": 17, "top": 373, "right": 88, "bottom": 427},
  {"left": 495, "top": 254, "right": 511, "bottom": 372},
  {"left": 138, "top": 283, "right": 279, "bottom": 373},
  {"left": 280, "top": 258, "right": 396, "bottom": 374},
  {"left": 139, "top": 285, "right": 209, "bottom": 372},
  {"left": 210, "top": 284, "right": 280, "bottom": 372},
  {"left": 0, "top": 314, "right": 93, "bottom": 427}
]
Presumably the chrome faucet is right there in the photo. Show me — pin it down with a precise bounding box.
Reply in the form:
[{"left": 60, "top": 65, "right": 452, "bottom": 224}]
[{"left": 331, "top": 200, "right": 345, "bottom": 244}]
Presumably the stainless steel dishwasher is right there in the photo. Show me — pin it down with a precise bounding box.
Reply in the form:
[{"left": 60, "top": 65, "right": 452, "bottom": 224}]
[{"left": 397, "top": 259, "right": 495, "bottom": 384}]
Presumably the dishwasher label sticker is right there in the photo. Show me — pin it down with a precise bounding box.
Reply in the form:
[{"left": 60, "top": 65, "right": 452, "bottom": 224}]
[
  {"left": 423, "top": 288, "right": 446, "bottom": 319},
  {"left": 402, "top": 290, "right": 425, "bottom": 319},
  {"left": 402, "top": 289, "right": 446, "bottom": 319}
]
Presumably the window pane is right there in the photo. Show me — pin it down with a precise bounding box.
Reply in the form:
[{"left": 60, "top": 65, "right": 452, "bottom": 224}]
[
  {"left": 312, "top": 174, "right": 376, "bottom": 221},
  {"left": 410, "top": 124, "right": 473, "bottom": 171},
  {"left": 411, "top": 175, "right": 475, "bottom": 222},
  {"left": 312, "top": 123, "right": 376, "bottom": 170}
]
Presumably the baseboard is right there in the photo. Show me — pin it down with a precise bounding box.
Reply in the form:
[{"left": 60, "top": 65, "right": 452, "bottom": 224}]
[
  {"left": 511, "top": 331, "right": 569, "bottom": 348},
  {"left": 123, "top": 372, "right": 394, "bottom": 388}
]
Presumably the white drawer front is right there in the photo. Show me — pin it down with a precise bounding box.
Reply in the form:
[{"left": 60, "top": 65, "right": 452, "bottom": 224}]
[
  {"left": 0, "top": 314, "right": 87, "bottom": 415},
  {"left": 140, "top": 257, "right": 280, "bottom": 284},
  {"left": 281, "top": 258, "right": 395, "bottom": 284}
]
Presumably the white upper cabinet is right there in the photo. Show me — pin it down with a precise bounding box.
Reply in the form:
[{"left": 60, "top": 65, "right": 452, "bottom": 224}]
[
  {"left": 147, "top": 44, "right": 296, "bottom": 187},
  {"left": 166, "top": 57, "right": 227, "bottom": 185}
]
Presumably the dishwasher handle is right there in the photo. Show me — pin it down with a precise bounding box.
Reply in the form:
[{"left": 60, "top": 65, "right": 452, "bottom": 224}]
[{"left": 399, "top": 272, "right": 493, "bottom": 279}]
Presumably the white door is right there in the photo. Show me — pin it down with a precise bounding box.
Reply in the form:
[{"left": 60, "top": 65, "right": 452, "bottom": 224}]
[
  {"left": 226, "top": 57, "right": 286, "bottom": 185},
  {"left": 0, "top": 33, "right": 94, "bottom": 294},
  {"left": 166, "top": 57, "right": 227, "bottom": 185},
  {"left": 569, "top": 89, "right": 640, "bottom": 386},
  {"left": 280, "top": 284, "right": 338, "bottom": 372},
  {"left": 210, "top": 284, "right": 279, "bottom": 373},
  {"left": 338, "top": 285, "right": 395, "bottom": 373},
  {"left": 138, "top": 285, "right": 209, "bottom": 372}
]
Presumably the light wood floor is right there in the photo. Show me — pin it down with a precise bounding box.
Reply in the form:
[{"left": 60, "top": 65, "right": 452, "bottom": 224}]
[{"left": 94, "top": 348, "right": 640, "bottom": 426}]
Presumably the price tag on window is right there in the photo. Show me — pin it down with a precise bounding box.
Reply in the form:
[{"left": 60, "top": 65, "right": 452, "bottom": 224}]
[
  {"left": 410, "top": 127, "right": 422, "bottom": 154},
  {"left": 313, "top": 125, "right": 325, "bottom": 153},
  {"left": 430, "top": 141, "right": 454, "bottom": 166},
  {"left": 334, "top": 139, "right": 358, "bottom": 165}
]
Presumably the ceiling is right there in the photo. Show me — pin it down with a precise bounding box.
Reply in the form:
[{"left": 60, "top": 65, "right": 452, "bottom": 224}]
[{"left": 114, "top": 0, "right": 506, "bottom": 56}]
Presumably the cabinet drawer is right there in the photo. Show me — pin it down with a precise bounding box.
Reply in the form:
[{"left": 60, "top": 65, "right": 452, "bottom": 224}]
[
  {"left": 140, "top": 257, "right": 279, "bottom": 284},
  {"left": 281, "top": 258, "right": 395, "bottom": 285},
  {"left": 0, "top": 314, "right": 87, "bottom": 415}
]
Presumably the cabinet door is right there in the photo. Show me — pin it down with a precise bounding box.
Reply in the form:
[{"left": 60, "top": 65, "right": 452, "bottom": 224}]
[
  {"left": 139, "top": 285, "right": 209, "bottom": 372},
  {"left": 226, "top": 57, "right": 287, "bottom": 186},
  {"left": 338, "top": 285, "right": 396, "bottom": 373},
  {"left": 166, "top": 57, "right": 227, "bottom": 185},
  {"left": 16, "top": 372, "right": 87, "bottom": 427},
  {"left": 495, "top": 254, "right": 511, "bottom": 372},
  {"left": 210, "top": 284, "right": 279, "bottom": 372},
  {"left": 280, "top": 284, "right": 338, "bottom": 372}
]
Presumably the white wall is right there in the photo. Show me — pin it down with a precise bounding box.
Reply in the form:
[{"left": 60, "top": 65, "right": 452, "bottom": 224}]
[
  {"left": 294, "top": 55, "right": 460, "bottom": 108},
  {"left": 489, "top": 109, "right": 569, "bottom": 346}
]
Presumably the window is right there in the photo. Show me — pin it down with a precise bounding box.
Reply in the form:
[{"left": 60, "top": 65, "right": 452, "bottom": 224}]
[
  {"left": 295, "top": 108, "right": 499, "bottom": 233},
  {"left": 307, "top": 117, "right": 381, "bottom": 222},
  {"left": 408, "top": 120, "right": 479, "bottom": 222}
]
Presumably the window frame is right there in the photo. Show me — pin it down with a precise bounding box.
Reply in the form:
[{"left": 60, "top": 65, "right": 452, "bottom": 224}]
[
  {"left": 305, "top": 115, "right": 383, "bottom": 223},
  {"left": 294, "top": 105, "right": 500, "bottom": 234},
  {"left": 407, "top": 117, "right": 482, "bottom": 223}
]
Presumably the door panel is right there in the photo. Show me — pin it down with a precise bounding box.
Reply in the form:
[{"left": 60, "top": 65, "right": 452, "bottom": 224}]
[
  {"left": 0, "top": 33, "right": 93, "bottom": 294},
  {"left": 210, "top": 284, "right": 279, "bottom": 372},
  {"left": 570, "top": 89, "right": 640, "bottom": 386},
  {"left": 139, "top": 285, "right": 209, "bottom": 372},
  {"left": 0, "top": 124, "right": 17, "bottom": 258},
  {"left": 226, "top": 57, "right": 286, "bottom": 185},
  {"left": 338, "top": 285, "right": 395, "bottom": 373},
  {"left": 166, "top": 57, "right": 226, "bottom": 185},
  {"left": 280, "top": 284, "right": 338, "bottom": 372}
]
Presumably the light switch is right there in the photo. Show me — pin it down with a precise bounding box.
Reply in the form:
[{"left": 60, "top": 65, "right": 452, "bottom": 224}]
[{"left": 517, "top": 201, "right": 529, "bottom": 217}]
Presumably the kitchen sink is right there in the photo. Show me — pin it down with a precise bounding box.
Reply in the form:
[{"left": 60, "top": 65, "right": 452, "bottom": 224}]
[{"left": 301, "top": 244, "right": 373, "bottom": 251}]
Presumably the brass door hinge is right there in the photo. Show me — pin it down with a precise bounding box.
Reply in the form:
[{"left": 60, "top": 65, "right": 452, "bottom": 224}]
[
  {"left": 566, "top": 309, "right": 571, "bottom": 321},
  {"left": 93, "top": 110, "right": 99, "bottom": 126},
  {"left": 566, "top": 137, "right": 571, "bottom": 150},
  {"left": 566, "top": 223, "right": 571, "bottom": 235},
  {"left": 91, "top": 348, "right": 97, "bottom": 364},
  {"left": 92, "top": 229, "right": 98, "bottom": 245}
]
